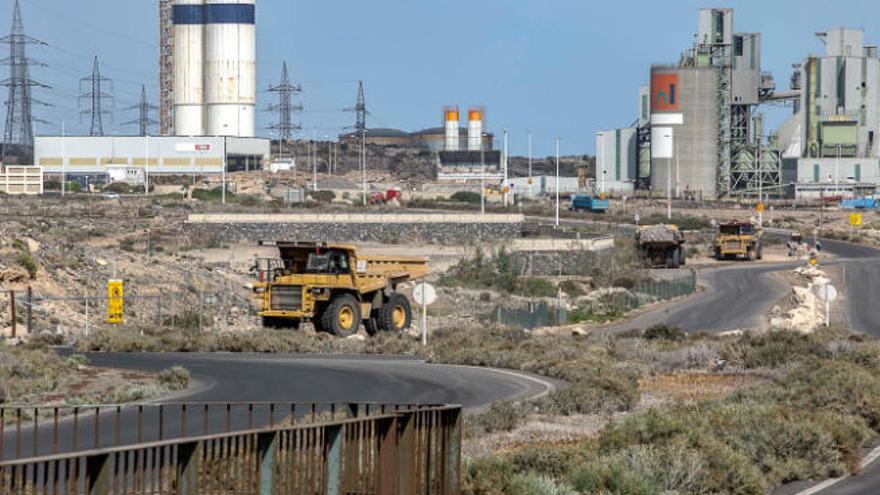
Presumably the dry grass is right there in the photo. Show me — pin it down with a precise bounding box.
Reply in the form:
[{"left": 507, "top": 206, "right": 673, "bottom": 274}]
[{"left": 639, "top": 371, "right": 770, "bottom": 404}]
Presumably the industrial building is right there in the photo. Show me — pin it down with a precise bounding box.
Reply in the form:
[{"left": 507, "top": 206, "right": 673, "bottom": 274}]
[
  {"left": 33, "top": 135, "right": 270, "bottom": 181},
  {"left": 600, "top": 8, "right": 800, "bottom": 198}
]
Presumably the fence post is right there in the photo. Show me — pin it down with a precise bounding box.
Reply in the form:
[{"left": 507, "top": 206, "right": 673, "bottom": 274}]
[
  {"left": 441, "top": 408, "right": 463, "bottom": 495},
  {"left": 376, "top": 416, "right": 399, "bottom": 495},
  {"left": 177, "top": 441, "right": 200, "bottom": 495},
  {"left": 9, "top": 290, "right": 15, "bottom": 339},
  {"left": 85, "top": 453, "right": 111, "bottom": 495},
  {"left": 324, "top": 425, "right": 344, "bottom": 495},
  {"left": 396, "top": 411, "right": 417, "bottom": 494},
  {"left": 26, "top": 286, "right": 32, "bottom": 334},
  {"left": 256, "top": 431, "right": 279, "bottom": 495}
]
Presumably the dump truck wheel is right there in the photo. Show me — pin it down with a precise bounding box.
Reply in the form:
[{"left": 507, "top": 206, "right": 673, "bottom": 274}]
[
  {"left": 364, "top": 314, "right": 380, "bottom": 336},
  {"left": 378, "top": 293, "right": 412, "bottom": 332},
  {"left": 321, "top": 294, "right": 361, "bottom": 337},
  {"left": 714, "top": 247, "right": 722, "bottom": 260},
  {"left": 678, "top": 247, "right": 687, "bottom": 266},
  {"left": 672, "top": 248, "right": 681, "bottom": 269},
  {"left": 747, "top": 248, "right": 757, "bottom": 261},
  {"left": 756, "top": 245, "right": 763, "bottom": 260},
  {"left": 665, "top": 248, "right": 675, "bottom": 269}
]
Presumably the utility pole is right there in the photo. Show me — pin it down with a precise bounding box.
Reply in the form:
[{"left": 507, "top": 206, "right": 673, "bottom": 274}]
[
  {"left": 2, "top": 0, "right": 50, "bottom": 165},
  {"left": 362, "top": 128, "right": 367, "bottom": 205},
  {"left": 79, "top": 56, "right": 113, "bottom": 137},
  {"left": 503, "top": 130, "right": 509, "bottom": 207},
  {"left": 555, "top": 138, "right": 561, "bottom": 227},
  {"left": 481, "top": 134, "right": 486, "bottom": 214},
  {"left": 527, "top": 130, "right": 533, "bottom": 199}
]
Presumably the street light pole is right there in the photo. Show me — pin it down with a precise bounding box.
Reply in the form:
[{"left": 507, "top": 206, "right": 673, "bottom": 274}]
[
  {"left": 61, "top": 121, "right": 66, "bottom": 197},
  {"left": 481, "top": 134, "right": 486, "bottom": 215},
  {"left": 325, "top": 135, "right": 330, "bottom": 176},
  {"left": 503, "top": 130, "right": 509, "bottom": 208},
  {"left": 222, "top": 137, "right": 227, "bottom": 205},
  {"left": 528, "top": 130, "right": 533, "bottom": 199},
  {"left": 362, "top": 128, "right": 367, "bottom": 206},
  {"left": 555, "top": 137, "right": 561, "bottom": 227}
]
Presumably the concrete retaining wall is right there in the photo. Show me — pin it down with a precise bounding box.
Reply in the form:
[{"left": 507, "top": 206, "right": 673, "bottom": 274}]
[{"left": 184, "top": 213, "right": 524, "bottom": 245}]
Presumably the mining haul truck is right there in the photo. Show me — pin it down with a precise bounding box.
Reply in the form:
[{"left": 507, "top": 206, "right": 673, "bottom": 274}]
[
  {"left": 714, "top": 221, "right": 763, "bottom": 261},
  {"left": 636, "top": 224, "right": 686, "bottom": 269},
  {"left": 254, "top": 241, "right": 429, "bottom": 337}
]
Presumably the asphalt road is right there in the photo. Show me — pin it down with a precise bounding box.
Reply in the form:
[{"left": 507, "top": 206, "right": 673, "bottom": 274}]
[{"left": 2, "top": 353, "right": 555, "bottom": 459}]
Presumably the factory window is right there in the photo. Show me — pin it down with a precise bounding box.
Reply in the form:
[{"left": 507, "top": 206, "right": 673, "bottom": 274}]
[
  {"left": 813, "top": 164, "right": 820, "bottom": 183},
  {"left": 734, "top": 36, "right": 744, "bottom": 56}
]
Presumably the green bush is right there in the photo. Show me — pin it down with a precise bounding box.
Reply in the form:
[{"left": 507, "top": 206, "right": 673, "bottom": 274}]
[
  {"left": 16, "top": 252, "right": 37, "bottom": 279},
  {"left": 642, "top": 324, "right": 686, "bottom": 342},
  {"left": 192, "top": 187, "right": 236, "bottom": 202},
  {"left": 450, "top": 191, "right": 482, "bottom": 204},
  {"left": 307, "top": 190, "right": 335, "bottom": 203},
  {"left": 158, "top": 366, "right": 191, "bottom": 391},
  {"left": 471, "top": 401, "right": 525, "bottom": 435}
]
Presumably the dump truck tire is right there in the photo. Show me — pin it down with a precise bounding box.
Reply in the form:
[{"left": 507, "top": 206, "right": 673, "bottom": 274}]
[
  {"left": 364, "top": 314, "right": 380, "bottom": 336},
  {"left": 679, "top": 247, "right": 687, "bottom": 266},
  {"left": 747, "top": 248, "right": 757, "bottom": 261},
  {"left": 321, "top": 294, "right": 361, "bottom": 337},
  {"left": 672, "top": 248, "right": 681, "bottom": 269},
  {"left": 756, "top": 245, "right": 763, "bottom": 260},
  {"left": 665, "top": 248, "right": 675, "bottom": 269},
  {"left": 378, "top": 293, "right": 412, "bottom": 333}
]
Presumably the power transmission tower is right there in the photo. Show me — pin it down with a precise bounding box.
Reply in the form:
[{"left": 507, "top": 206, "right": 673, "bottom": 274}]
[
  {"left": 2, "top": 0, "right": 50, "bottom": 164},
  {"left": 79, "top": 56, "right": 113, "bottom": 136},
  {"left": 344, "top": 80, "right": 367, "bottom": 135},
  {"left": 266, "top": 61, "right": 302, "bottom": 141},
  {"left": 123, "top": 85, "right": 158, "bottom": 136}
]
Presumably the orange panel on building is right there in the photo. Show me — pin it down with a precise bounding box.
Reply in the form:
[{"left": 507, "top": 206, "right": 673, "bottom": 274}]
[{"left": 651, "top": 73, "right": 679, "bottom": 111}]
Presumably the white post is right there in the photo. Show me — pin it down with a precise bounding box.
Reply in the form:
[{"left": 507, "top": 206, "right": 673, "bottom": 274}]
[
  {"left": 527, "top": 130, "right": 533, "bottom": 199},
  {"left": 313, "top": 133, "right": 318, "bottom": 191},
  {"left": 555, "top": 138, "right": 561, "bottom": 227},
  {"left": 144, "top": 134, "right": 150, "bottom": 196},
  {"left": 325, "top": 135, "right": 330, "bottom": 176},
  {"left": 362, "top": 129, "right": 367, "bottom": 206},
  {"left": 221, "top": 137, "right": 227, "bottom": 205},
  {"left": 758, "top": 135, "right": 763, "bottom": 226},
  {"left": 421, "top": 288, "right": 427, "bottom": 347},
  {"left": 61, "top": 121, "right": 66, "bottom": 196},
  {"left": 503, "top": 130, "right": 509, "bottom": 207},
  {"left": 826, "top": 299, "right": 830, "bottom": 327},
  {"left": 667, "top": 157, "right": 672, "bottom": 221}
]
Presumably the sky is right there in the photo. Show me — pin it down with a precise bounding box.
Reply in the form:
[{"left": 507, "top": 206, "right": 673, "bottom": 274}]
[{"left": 8, "top": 0, "right": 880, "bottom": 156}]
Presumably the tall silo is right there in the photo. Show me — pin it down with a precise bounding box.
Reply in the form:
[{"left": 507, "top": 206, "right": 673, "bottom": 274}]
[
  {"left": 172, "top": 0, "right": 206, "bottom": 136},
  {"left": 205, "top": 0, "right": 256, "bottom": 137},
  {"left": 443, "top": 106, "right": 460, "bottom": 151},
  {"left": 467, "top": 107, "right": 484, "bottom": 151}
]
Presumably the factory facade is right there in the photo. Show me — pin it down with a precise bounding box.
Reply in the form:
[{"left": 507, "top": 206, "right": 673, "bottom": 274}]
[{"left": 600, "top": 8, "right": 880, "bottom": 199}]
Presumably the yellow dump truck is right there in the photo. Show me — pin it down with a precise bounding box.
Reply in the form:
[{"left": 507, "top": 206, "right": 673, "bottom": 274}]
[
  {"left": 714, "top": 221, "right": 763, "bottom": 261},
  {"left": 253, "top": 241, "right": 429, "bottom": 337}
]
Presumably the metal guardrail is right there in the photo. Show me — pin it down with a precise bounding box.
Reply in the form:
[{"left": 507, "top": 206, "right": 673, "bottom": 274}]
[{"left": 0, "top": 402, "right": 462, "bottom": 494}]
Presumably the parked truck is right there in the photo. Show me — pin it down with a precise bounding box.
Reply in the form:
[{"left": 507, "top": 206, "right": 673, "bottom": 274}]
[
  {"left": 568, "top": 194, "right": 610, "bottom": 213},
  {"left": 253, "top": 241, "right": 429, "bottom": 337},
  {"left": 636, "top": 224, "right": 686, "bottom": 268},
  {"left": 714, "top": 221, "right": 763, "bottom": 261}
]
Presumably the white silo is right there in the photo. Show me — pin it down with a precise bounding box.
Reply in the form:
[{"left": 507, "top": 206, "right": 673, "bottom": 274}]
[
  {"left": 467, "top": 107, "right": 484, "bottom": 151},
  {"left": 172, "top": 0, "right": 206, "bottom": 136},
  {"left": 444, "top": 106, "right": 460, "bottom": 151},
  {"left": 204, "top": 0, "right": 256, "bottom": 137}
]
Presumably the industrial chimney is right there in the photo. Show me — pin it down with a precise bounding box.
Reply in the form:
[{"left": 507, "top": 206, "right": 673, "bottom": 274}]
[
  {"left": 444, "top": 106, "right": 460, "bottom": 151},
  {"left": 172, "top": 0, "right": 205, "bottom": 136},
  {"left": 467, "top": 107, "right": 484, "bottom": 151}
]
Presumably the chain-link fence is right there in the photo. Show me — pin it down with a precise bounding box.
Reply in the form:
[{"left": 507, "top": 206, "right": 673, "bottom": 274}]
[
  {"left": 493, "top": 269, "right": 698, "bottom": 330},
  {"left": 1, "top": 287, "right": 253, "bottom": 339}
]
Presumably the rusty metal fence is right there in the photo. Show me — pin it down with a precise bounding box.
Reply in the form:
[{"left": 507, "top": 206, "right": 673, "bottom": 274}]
[{"left": 0, "top": 402, "right": 461, "bottom": 494}]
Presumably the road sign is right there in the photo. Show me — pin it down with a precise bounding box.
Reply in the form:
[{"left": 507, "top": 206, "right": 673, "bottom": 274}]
[
  {"left": 816, "top": 284, "right": 838, "bottom": 302},
  {"left": 850, "top": 213, "right": 863, "bottom": 227},
  {"left": 756, "top": 202, "right": 765, "bottom": 212},
  {"left": 413, "top": 283, "right": 437, "bottom": 306},
  {"left": 107, "top": 279, "right": 124, "bottom": 324}
]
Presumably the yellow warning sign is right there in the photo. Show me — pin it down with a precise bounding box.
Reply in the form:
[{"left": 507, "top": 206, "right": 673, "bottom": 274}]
[
  {"left": 756, "top": 202, "right": 765, "bottom": 213},
  {"left": 107, "top": 279, "right": 124, "bottom": 324},
  {"left": 527, "top": 178, "right": 534, "bottom": 185},
  {"left": 850, "top": 213, "right": 863, "bottom": 227}
]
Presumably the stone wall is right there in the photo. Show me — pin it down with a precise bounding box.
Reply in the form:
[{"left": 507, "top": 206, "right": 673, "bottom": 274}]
[{"left": 184, "top": 213, "right": 524, "bottom": 245}]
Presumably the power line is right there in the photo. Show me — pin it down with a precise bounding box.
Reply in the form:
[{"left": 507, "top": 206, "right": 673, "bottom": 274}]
[
  {"left": 2, "top": 0, "right": 50, "bottom": 164},
  {"left": 266, "top": 61, "right": 302, "bottom": 141},
  {"left": 79, "top": 56, "right": 113, "bottom": 136}
]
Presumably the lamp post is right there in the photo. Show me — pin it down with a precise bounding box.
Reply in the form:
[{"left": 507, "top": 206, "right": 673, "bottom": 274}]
[
  {"left": 480, "top": 133, "right": 486, "bottom": 215},
  {"left": 555, "top": 137, "right": 561, "bottom": 227},
  {"left": 362, "top": 128, "right": 367, "bottom": 206},
  {"left": 527, "top": 130, "right": 533, "bottom": 199}
]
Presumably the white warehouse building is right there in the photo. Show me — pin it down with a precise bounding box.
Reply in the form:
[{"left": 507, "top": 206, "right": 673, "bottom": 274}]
[
  {"left": 595, "top": 128, "right": 637, "bottom": 194},
  {"left": 34, "top": 136, "right": 270, "bottom": 179}
]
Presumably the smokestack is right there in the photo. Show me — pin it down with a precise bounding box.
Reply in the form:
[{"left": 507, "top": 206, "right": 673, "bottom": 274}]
[
  {"left": 467, "top": 107, "right": 484, "bottom": 151},
  {"left": 444, "top": 106, "right": 459, "bottom": 151}
]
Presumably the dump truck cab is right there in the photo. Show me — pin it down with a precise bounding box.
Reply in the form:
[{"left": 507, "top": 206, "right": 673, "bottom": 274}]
[
  {"left": 254, "top": 241, "right": 428, "bottom": 337},
  {"left": 714, "top": 221, "right": 763, "bottom": 261}
]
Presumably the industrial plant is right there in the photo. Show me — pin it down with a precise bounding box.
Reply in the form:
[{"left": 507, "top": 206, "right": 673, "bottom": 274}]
[{"left": 597, "top": 8, "right": 880, "bottom": 199}]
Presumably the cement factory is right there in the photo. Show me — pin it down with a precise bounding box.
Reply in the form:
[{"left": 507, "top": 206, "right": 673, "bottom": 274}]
[
  {"left": 2, "top": 2, "right": 880, "bottom": 201},
  {"left": 598, "top": 8, "right": 880, "bottom": 200}
]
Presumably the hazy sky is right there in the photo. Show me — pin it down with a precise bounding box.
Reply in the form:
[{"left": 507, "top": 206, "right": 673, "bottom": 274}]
[{"left": 10, "top": 0, "right": 880, "bottom": 155}]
